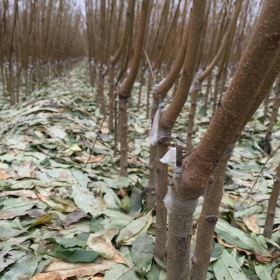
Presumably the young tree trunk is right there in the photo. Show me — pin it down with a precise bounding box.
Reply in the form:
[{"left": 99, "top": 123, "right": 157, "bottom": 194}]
[
  {"left": 191, "top": 52, "right": 280, "bottom": 279},
  {"left": 263, "top": 93, "right": 271, "bottom": 120},
  {"left": 187, "top": 0, "right": 242, "bottom": 150},
  {"left": 154, "top": 136, "right": 169, "bottom": 260},
  {"left": 264, "top": 163, "right": 280, "bottom": 238},
  {"left": 203, "top": 73, "right": 212, "bottom": 115},
  {"left": 263, "top": 80, "right": 280, "bottom": 154},
  {"left": 108, "top": 1, "right": 132, "bottom": 133},
  {"left": 137, "top": 67, "right": 144, "bottom": 111},
  {"left": 97, "top": 67, "right": 106, "bottom": 115},
  {"left": 212, "top": 73, "right": 221, "bottom": 114},
  {"left": 146, "top": 70, "right": 152, "bottom": 119},
  {"left": 186, "top": 80, "right": 200, "bottom": 151},
  {"left": 167, "top": 1, "right": 280, "bottom": 278},
  {"left": 146, "top": 4, "right": 190, "bottom": 209},
  {"left": 117, "top": 0, "right": 149, "bottom": 176},
  {"left": 118, "top": 97, "right": 128, "bottom": 175},
  {"left": 190, "top": 144, "right": 234, "bottom": 280},
  {"left": 153, "top": 0, "right": 207, "bottom": 263},
  {"left": 108, "top": 63, "right": 115, "bottom": 132}
]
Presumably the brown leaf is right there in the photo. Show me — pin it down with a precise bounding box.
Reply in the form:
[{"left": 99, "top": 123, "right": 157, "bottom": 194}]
[
  {"left": 45, "top": 259, "right": 114, "bottom": 278},
  {"left": 87, "top": 229, "right": 131, "bottom": 267},
  {"left": 0, "top": 169, "right": 10, "bottom": 179},
  {"left": 243, "top": 215, "right": 260, "bottom": 234},
  {"left": 215, "top": 236, "right": 253, "bottom": 256},
  {"left": 10, "top": 150, "right": 18, "bottom": 156},
  {"left": 232, "top": 219, "right": 250, "bottom": 233},
  {"left": 0, "top": 190, "right": 37, "bottom": 199},
  {"left": 271, "top": 250, "right": 280, "bottom": 259},
  {"left": 0, "top": 210, "right": 28, "bottom": 219},
  {"left": 255, "top": 254, "right": 271, "bottom": 263},
  {"left": 14, "top": 161, "right": 37, "bottom": 179},
  {"left": 101, "top": 122, "right": 109, "bottom": 134},
  {"left": 75, "top": 155, "right": 105, "bottom": 163},
  {"left": 30, "top": 272, "right": 65, "bottom": 280},
  {"left": 63, "top": 210, "right": 88, "bottom": 227},
  {"left": 129, "top": 156, "right": 142, "bottom": 165},
  {"left": 24, "top": 136, "right": 42, "bottom": 145},
  {"left": 90, "top": 275, "right": 104, "bottom": 280},
  {"left": 117, "top": 188, "right": 127, "bottom": 198}
]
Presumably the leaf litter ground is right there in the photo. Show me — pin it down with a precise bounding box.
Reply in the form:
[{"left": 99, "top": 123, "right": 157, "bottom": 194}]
[{"left": 0, "top": 61, "right": 279, "bottom": 280}]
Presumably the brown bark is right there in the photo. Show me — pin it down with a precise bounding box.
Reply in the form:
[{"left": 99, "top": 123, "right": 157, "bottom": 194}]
[
  {"left": 160, "top": 1, "right": 206, "bottom": 129},
  {"left": 178, "top": 0, "right": 280, "bottom": 200},
  {"left": 152, "top": 5, "right": 206, "bottom": 229},
  {"left": 264, "top": 80, "right": 280, "bottom": 154},
  {"left": 117, "top": 0, "right": 149, "bottom": 176},
  {"left": 145, "top": 75, "right": 156, "bottom": 209},
  {"left": 195, "top": 1, "right": 211, "bottom": 68},
  {"left": 212, "top": 73, "right": 222, "bottom": 114},
  {"left": 263, "top": 93, "right": 271, "bottom": 120},
  {"left": 111, "top": 0, "right": 132, "bottom": 67},
  {"left": 146, "top": 70, "right": 152, "bottom": 119},
  {"left": 97, "top": 67, "right": 106, "bottom": 115},
  {"left": 167, "top": 211, "right": 193, "bottom": 279},
  {"left": 118, "top": 98, "right": 128, "bottom": 175},
  {"left": 153, "top": 0, "right": 182, "bottom": 70},
  {"left": 164, "top": 0, "right": 207, "bottom": 277},
  {"left": 168, "top": 1, "right": 280, "bottom": 279},
  {"left": 108, "top": 63, "right": 115, "bottom": 131},
  {"left": 153, "top": 5, "right": 190, "bottom": 102},
  {"left": 146, "top": 144, "right": 157, "bottom": 209},
  {"left": 186, "top": 83, "right": 200, "bottom": 151},
  {"left": 200, "top": 0, "right": 242, "bottom": 82},
  {"left": 117, "top": 2, "right": 146, "bottom": 99},
  {"left": 190, "top": 145, "right": 234, "bottom": 280},
  {"left": 235, "top": 0, "right": 250, "bottom": 60},
  {"left": 146, "top": 3, "right": 190, "bottom": 209},
  {"left": 137, "top": 67, "right": 145, "bottom": 111},
  {"left": 203, "top": 73, "right": 212, "bottom": 115},
  {"left": 149, "top": 0, "right": 170, "bottom": 64},
  {"left": 154, "top": 141, "right": 169, "bottom": 260},
  {"left": 238, "top": 55, "right": 280, "bottom": 140},
  {"left": 166, "top": 142, "right": 194, "bottom": 279},
  {"left": 152, "top": 0, "right": 206, "bottom": 263},
  {"left": 264, "top": 163, "right": 280, "bottom": 239},
  {"left": 192, "top": 49, "right": 280, "bottom": 280},
  {"left": 108, "top": 0, "right": 130, "bottom": 132},
  {"left": 116, "top": 0, "right": 135, "bottom": 83}
]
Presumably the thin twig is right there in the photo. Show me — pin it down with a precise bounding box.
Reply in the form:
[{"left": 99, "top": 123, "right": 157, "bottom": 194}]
[
  {"left": 85, "top": 57, "right": 130, "bottom": 168},
  {"left": 240, "top": 145, "right": 280, "bottom": 205},
  {"left": 84, "top": 88, "right": 116, "bottom": 168},
  {"left": 143, "top": 47, "right": 156, "bottom": 85}
]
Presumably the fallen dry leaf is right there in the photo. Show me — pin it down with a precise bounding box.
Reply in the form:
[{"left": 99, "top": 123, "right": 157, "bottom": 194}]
[
  {"left": 100, "top": 123, "right": 109, "bottom": 134},
  {"left": 75, "top": 155, "right": 105, "bottom": 163},
  {"left": 232, "top": 219, "right": 249, "bottom": 233},
  {"left": 87, "top": 229, "right": 131, "bottom": 267},
  {"left": 215, "top": 236, "right": 253, "bottom": 256},
  {"left": 30, "top": 272, "right": 65, "bottom": 280},
  {"left": 14, "top": 161, "right": 37, "bottom": 179},
  {"left": 0, "top": 168, "right": 11, "bottom": 179},
  {"left": 24, "top": 136, "right": 42, "bottom": 144},
  {"left": 90, "top": 275, "right": 104, "bottom": 280},
  {"left": 255, "top": 254, "right": 271, "bottom": 263},
  {"left": 243, "top": 215, "right": 260, "bottom": 234},
  {"left": 117, "top": 188, "right": 127, "bottom": 198},
  {"left": 215, "top": 234, "right": 272, "bottom": 263},
  {"left": 0, "top": 190, "right": 38, "bottom": 199},
  {"left": 45, "top": 259, "right": 114, "bottom": 278}
]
